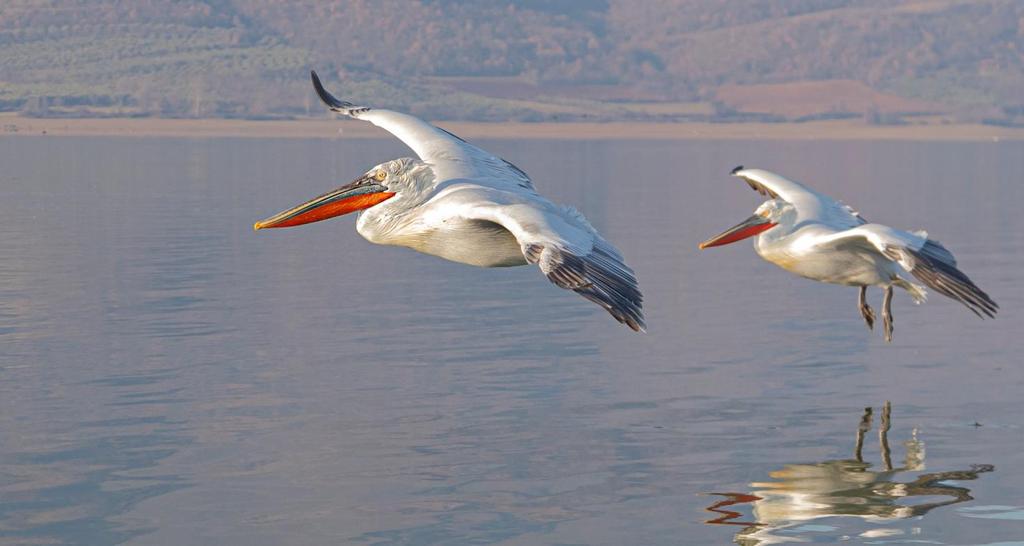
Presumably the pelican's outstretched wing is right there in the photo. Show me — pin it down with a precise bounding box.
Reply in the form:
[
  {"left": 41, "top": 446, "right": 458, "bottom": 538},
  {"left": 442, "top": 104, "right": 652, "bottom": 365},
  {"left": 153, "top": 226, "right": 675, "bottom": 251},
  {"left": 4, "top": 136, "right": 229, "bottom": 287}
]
[
  {"left": 731, "top": 166, "right": 866, "bottom": 227},
  {"left": 453, "top": 197, "right": 645, "bottom": 331},
  {"left": 818, "top": 225, "right": 998, "bottom": 318},
  {"left": 311, "top": 70, "right": 533, "bottom": 190}
]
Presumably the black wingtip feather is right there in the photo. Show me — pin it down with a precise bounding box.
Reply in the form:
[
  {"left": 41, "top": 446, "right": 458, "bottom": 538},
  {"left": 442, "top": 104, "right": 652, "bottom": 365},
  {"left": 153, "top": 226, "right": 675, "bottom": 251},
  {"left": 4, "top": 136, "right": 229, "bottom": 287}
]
[
  {"left": 731, "top": 165, "right": 744, "bottom": 175},
  {"left": 310, "top": 69, "right": 352, "bottom": 111},
  {"left": 909, "top": 241, "right": 998, "bottom": 319},
  {"left": 576, "top": 244, "right": 646, "bottom": 332},
  {"left": 534, "top": 243, "right": 646, "bottom": 332}
]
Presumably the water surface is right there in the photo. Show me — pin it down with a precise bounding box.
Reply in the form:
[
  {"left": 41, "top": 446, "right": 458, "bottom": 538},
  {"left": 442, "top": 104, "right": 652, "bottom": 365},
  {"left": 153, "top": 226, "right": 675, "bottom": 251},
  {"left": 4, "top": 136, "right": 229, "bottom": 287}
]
[{"left": 1, "top": 136, "right": 1022, "bottom": 545}]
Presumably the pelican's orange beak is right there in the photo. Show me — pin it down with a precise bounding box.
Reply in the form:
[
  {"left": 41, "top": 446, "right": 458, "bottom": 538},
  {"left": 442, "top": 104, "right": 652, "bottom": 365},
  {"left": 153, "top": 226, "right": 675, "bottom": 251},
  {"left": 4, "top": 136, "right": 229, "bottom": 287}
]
[
  {"left": 254, "top": 174, "right": 395, "bottom": 230},
  {"left": 699, "top": 214, "right": 776, "bottom": 249}
]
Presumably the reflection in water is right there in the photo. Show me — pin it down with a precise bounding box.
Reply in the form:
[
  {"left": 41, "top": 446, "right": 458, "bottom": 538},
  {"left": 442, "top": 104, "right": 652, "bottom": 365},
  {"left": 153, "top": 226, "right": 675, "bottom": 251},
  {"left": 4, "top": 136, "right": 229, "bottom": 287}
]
[{"left": 706, "top": 403, "right": 995, "bottom": 545}]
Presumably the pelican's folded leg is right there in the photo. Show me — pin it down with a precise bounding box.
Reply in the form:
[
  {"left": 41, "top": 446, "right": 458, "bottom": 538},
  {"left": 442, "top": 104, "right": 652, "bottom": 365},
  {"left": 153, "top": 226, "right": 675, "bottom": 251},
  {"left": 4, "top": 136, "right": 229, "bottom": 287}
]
[
  {"left": 858, "top": 286, "right": 875, "bottom": 331},
  {"left": 882, "top": 286, "right": 895, "bottom": 343}
]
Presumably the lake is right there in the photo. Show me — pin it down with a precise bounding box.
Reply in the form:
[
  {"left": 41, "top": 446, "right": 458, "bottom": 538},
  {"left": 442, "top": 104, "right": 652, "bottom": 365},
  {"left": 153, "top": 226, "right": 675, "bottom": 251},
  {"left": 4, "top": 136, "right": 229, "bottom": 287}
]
[{"left": 1, "top": 135, "right": 1022, "bottom": 545}]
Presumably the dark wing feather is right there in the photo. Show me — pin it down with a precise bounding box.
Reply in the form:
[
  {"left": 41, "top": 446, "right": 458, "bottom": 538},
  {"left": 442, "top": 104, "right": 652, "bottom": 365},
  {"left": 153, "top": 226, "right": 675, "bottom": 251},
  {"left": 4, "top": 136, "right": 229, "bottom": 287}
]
[
  {"left": 741, "top": 175, "right": 779, "bottom": 199},
  {"left": 524, "top": 239, "right": 646, "bottom": 332},
  {"left": 732, "top": 166, "right": 779, "bottom": 199},
  {"left": 890, "top": 239, "right": 998, "bottom": 318},
  {"left": 311, "top": 70, "right": 370, "bottom": 115}
]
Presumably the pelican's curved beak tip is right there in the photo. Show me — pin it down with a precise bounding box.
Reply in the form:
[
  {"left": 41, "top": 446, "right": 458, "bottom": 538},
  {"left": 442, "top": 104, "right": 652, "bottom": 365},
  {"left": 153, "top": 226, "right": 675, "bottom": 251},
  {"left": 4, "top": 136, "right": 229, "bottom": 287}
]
[{"left": 253, "top": 222, "right": 262, "bottom": 231}]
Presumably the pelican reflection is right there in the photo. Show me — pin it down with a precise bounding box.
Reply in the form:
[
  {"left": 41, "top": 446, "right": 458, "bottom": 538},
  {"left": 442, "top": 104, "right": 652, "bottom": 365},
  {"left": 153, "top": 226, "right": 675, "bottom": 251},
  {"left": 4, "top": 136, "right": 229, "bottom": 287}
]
[{"left": 705, "top": 403, "right": 994, "bottom": 545}]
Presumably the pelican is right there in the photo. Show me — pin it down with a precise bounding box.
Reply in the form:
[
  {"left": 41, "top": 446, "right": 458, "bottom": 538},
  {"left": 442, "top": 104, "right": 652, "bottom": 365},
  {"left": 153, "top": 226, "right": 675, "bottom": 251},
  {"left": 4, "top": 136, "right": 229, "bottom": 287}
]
[
  {"left": 699, "top": 166, "right": 997, "bottom": 341},
  {"left": 254, "top": 71, "right": 645, "bottom": 331}
]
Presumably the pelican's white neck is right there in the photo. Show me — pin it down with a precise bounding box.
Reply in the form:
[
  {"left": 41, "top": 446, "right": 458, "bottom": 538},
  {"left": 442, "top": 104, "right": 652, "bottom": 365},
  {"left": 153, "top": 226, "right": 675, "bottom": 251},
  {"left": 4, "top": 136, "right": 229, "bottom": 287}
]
[{"left": 356, "top": 159, "right": 437, "bottom": 242}]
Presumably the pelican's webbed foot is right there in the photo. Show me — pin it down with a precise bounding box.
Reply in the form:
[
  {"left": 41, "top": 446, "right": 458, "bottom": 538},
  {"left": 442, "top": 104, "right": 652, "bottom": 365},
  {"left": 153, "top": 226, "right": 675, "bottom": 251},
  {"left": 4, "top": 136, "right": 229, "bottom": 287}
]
[
  {"left": 858, "top": 286, "right": 875, "bottom": 331},
  {"left": 882, "top": 286, "right": 895, "bottom": 343}
]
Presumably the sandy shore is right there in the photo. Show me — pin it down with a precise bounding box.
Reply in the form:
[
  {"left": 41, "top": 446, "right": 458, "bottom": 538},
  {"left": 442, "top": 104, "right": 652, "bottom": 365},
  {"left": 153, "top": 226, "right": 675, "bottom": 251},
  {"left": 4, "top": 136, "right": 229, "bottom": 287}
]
[{"left": 1, "top": 115, "right": 1021, "bottom": 141}]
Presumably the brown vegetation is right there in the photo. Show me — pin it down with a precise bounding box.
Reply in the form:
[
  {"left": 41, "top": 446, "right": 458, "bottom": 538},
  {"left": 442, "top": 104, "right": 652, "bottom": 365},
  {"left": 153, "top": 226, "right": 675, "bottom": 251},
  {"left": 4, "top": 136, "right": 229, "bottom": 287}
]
[
  {"left": 715, "top": 80, "right": 943, "bottom": 120},
  {"left": 1, "top": 0, "right": 1021, "bottom": 124}
]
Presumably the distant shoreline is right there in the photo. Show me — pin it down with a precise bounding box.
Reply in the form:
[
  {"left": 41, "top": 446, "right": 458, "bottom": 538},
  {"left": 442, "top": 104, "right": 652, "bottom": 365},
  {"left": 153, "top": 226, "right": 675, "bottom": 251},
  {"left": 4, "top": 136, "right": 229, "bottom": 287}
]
[{"left": 1, "top": 115, "right": 1022, "bottom": 141}]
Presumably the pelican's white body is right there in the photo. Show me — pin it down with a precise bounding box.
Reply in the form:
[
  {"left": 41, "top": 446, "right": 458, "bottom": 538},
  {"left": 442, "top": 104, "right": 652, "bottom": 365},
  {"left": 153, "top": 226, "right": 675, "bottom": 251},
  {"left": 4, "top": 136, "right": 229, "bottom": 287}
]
[
  {"left": 756, "top": 224, "right": 924, "bottom": 291},
  {"left": 738, "top": 168, "right": 927, "bottom": 299},
  {"left": 357, "top": 183, "right": 596, "bottom": 269}
]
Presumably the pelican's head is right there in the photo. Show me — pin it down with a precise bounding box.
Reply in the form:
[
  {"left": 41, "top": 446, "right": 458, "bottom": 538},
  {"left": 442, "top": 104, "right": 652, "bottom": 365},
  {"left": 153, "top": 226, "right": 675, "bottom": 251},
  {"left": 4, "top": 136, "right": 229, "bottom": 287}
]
[
  {"left": 699, "top": 199, "right": 791, "bottom": 249},
  {"left": 254, "top": 158, "right": 432, "bottom": 230}
]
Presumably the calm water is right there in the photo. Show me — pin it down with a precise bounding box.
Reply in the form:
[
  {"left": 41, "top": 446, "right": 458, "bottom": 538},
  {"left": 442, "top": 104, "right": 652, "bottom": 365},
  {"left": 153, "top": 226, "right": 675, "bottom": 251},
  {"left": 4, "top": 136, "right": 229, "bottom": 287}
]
[{"left": 1, "top": 135, "right": 1022, "bottom": 546}]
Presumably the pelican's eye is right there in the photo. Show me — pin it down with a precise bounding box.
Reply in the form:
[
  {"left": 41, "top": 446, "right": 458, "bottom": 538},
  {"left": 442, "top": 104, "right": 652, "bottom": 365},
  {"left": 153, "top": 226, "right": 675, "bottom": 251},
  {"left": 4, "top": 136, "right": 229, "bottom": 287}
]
[
  {"left": 374, "top": 170, "right": 387, "bottom": 182},
  {"left": 759, "top": 209, "right": 771, "bottom": 218}
]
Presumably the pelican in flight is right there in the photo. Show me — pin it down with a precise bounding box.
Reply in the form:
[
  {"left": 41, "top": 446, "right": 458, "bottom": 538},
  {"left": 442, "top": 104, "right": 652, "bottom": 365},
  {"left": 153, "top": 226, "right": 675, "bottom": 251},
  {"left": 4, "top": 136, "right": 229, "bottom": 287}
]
[
  {"left": 700, "top": 167, "right": 997, "bottom": 341},
  {"left": 254, "top": 71, "right": 645, "bottom": 331}
]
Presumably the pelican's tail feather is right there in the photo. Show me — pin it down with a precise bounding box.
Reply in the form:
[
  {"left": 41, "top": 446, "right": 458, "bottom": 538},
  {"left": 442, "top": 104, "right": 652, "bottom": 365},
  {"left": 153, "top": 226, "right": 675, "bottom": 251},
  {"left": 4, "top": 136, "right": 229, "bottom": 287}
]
[
  {"left": 906, "top": 240, "right": 998, "bottom": 318},
  {"left": 894, "top": 279, "right": 928, "bottom": 304}
]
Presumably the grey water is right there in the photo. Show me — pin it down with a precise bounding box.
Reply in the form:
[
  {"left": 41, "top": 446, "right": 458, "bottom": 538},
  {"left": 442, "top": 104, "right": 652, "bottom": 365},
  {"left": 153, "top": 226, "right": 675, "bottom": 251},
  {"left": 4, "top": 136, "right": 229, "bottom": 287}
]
[{"left": 1, "top": 135, "right": 1022, "bottom": 546}]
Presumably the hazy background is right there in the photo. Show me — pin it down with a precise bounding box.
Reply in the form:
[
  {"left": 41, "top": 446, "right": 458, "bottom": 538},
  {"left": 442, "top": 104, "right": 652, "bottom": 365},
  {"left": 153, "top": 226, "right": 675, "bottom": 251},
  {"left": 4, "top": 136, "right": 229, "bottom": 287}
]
[{"left": 1, "top": 0, "right": 1022, "bottom": 125}]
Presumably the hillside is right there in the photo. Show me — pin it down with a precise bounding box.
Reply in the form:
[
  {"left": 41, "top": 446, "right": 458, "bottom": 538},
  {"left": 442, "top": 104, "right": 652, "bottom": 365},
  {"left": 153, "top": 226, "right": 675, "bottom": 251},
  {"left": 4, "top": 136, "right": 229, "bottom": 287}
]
[{"left": 1, "top": 0, "right": 1021, "bottom": 124}]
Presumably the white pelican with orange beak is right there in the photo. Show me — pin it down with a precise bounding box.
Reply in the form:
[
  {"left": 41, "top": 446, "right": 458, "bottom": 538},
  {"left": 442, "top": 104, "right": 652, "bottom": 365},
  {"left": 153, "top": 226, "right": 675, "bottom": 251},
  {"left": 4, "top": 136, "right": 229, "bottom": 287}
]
[
  {"left": 254, "top": 71, "right": 645, "bottom": 331},
  {"left": 700, "top": 167, "right": 997, "bottom": 341}
]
